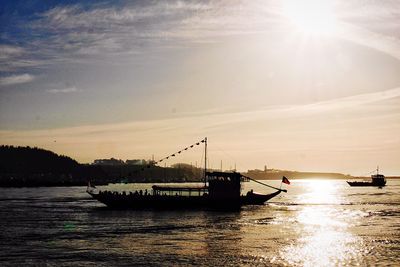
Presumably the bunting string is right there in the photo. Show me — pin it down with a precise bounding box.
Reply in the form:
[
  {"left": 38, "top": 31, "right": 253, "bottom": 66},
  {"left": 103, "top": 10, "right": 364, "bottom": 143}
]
[{"left": 139, "top": 138, "right": 207, "bottom": 171}]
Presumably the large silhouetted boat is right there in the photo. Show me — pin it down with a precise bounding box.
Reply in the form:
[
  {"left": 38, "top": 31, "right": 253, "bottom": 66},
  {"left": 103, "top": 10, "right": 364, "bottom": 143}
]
[
  {"left": 87, "top": 171, "right": 283, "bottom": 210},
  {"left": 87, "top": 138, "right": 287, "bottom": 210},
  {"left": 347, "top": 167, "right": 386, "bottom": 187}
]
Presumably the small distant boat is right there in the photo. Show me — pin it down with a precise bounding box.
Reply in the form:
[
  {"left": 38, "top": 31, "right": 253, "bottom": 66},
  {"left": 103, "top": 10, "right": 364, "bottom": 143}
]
[{"left": 347, "top": 167, "right": 386, "bottom": 187}]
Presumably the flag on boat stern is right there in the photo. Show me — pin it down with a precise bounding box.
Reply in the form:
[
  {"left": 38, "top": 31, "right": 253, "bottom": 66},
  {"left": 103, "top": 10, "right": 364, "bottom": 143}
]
[{"left": 282, "top": 176, "right": 290, "bottom": 185}]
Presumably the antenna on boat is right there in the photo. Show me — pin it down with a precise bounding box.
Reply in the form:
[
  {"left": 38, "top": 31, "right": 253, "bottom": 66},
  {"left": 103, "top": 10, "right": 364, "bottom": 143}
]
[{"left": 204, "top": 137, "right": 207, "bottom": 187}]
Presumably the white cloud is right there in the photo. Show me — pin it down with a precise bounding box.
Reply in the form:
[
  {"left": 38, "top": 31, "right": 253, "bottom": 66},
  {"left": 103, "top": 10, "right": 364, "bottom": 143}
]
[
  {"left": 41, "top": 2, "right": 212, "bottom": 30},
  {"left": 338, "top": 22, "right": 400, "bottom": 61},
  {"left": 31, "top": 1, "right": 278, "bottom": 57},
  {"left": 0, "top": 46, "right": 37, "bottom": 72},
  {"left": 0, "top": 74, "right": 35, "bottom": 86},
  {"left": 2, "top": 1, "right": 400, "bottom": 73},
  {"left": 46, "top": 86, "right": 79, "bottom": 93},
  {"left": 288, "top": 86, "right": 400, "bottom": 114},
  {"left": 0, "top": 45, "right": 24, "bottom": 60}
]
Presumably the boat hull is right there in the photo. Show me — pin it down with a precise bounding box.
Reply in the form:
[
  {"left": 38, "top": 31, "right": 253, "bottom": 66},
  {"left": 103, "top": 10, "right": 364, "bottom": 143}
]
[
  {"left": 241, "top": 191, "right": 281, "bottom": 205},
  {"left": 347, "top": 181, "right": 386, "bottom": 187},
  {"left": 347, "top": 168, "right": 387, "bottom": 187},
  {"left": 87, "top": 190, "right": 281, "bottom": 210}
]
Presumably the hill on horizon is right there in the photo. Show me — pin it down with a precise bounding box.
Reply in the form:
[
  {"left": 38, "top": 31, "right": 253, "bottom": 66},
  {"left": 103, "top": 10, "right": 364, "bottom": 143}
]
[
  {"left": 0, "top": 145, "right": 204, "bottom": 186},
  {"left": 0, "top": 145, "right": 79, "bottom": 174}
]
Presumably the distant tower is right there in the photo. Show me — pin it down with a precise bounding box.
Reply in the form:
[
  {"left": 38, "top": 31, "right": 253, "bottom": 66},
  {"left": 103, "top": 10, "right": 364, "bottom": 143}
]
[{"left": 264, "top": 165, "right": 267, "bottom": 172}]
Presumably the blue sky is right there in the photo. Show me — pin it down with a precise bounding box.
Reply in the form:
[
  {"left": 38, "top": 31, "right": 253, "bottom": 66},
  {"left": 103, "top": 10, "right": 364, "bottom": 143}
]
[{"left": 1, "top": 0, "right": 400, "bottom": 175}]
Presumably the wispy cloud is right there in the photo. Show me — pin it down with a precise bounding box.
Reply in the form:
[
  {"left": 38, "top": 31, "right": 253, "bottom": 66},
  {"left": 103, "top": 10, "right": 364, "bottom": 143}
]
[
  {"left": 46, "top": 86, "right": 79, "bottom": 94},
  {"left": 0, "top": 74, "right": 35, "bottom": 86},
  {"left": 287, "top": 86, "right": 400, "bottom": 114},
  {"left": 338, "top": 22, "right": 400, "bottom": 61},
  {"left": 0, "top": 45, "right": 24, "bottom": 60},
  {"left": 1, "top": 87, "right": 399, "bottom": 174},
  {"left": 2, "top": 1, "right": 400, "bottom": 74},
  {"left": 1, "top": 2, "right": 218, "bottom": 72},
  {"left": 30, "top": 0, "right": 400, "bottom": 59},
  {"left": 0, "top": 45, "right": 38, "bottom": 72},
  {"left": 34, "top": 2, "right": 217, "bottom": 55},
  {"left": 5, "top": 1, "right": 278, "bottom": 63}
]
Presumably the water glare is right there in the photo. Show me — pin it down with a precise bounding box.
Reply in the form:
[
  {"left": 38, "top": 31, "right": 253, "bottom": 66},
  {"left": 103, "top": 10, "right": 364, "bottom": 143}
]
[
  {"left": 282, "top": 180, "right": 362, "bottom": 266},
  {"left": 1, "top": 181, "right": 399, "bottom": 265}
]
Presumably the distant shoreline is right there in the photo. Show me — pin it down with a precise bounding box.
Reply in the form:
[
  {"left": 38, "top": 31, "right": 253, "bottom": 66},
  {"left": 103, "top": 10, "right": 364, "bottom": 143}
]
[
  {"left": 1, "top": 177, "right": 400, "bottom": 188},
  {"left": 243, "top": 169, "right": 400, "bottom": 181},
  {"left": 255, "top": 176, "right": 400, "bottom": 180},
  {"left": 2, "top": 145, "right": 399, "bottom": 188}
]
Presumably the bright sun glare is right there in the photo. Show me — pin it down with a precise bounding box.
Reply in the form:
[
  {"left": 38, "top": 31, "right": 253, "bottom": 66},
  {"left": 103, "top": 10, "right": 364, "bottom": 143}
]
[{"left": 282, "top": 0, "right": 338, "bottom": 36}]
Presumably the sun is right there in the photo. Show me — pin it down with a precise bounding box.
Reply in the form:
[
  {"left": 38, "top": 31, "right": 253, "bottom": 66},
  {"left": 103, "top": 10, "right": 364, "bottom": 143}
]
[{"left": 281, "top": 0, "right": 338, "bottom": 36}]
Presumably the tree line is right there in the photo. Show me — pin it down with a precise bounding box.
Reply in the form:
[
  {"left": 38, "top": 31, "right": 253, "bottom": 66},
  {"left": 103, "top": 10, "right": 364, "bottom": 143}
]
[{"left": 0, "top": 145, "right": 204, "bottom": 187}]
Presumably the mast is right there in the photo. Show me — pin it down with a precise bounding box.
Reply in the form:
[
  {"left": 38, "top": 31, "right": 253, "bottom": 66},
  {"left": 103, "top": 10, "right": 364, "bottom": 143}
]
[{"left": 204, "top": 137, "right": 207, "bottom": 186}]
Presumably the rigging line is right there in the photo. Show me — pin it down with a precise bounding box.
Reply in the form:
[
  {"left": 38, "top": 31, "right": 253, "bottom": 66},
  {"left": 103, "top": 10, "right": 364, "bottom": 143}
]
[
  {"left": 210, "top": 142, "right": 237, "bottom": 163},
  {"left": 365, "top": 169, "right": 375, "bottom": 175},
  {"left": 359, "top": 168, "right": 379, "bottom": 177},
  {"left": 209, "top": 142, "right": 242, "bottom": 172},
  {"left": 241, "top": 174, "right": 287, "bottom": 193},
  {"left": 200, "top": 145, "right": 204, "bottom": 170}
]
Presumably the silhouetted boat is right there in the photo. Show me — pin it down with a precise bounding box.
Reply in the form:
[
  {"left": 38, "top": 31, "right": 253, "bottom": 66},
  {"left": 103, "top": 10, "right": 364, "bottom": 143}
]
[
  {"left": 87, "top": 138, "right": 286, "bottom": 210},
  {"left": 87, "top": 171, "right": 283, "bottom": 210},
  {"left": 347, "top": 167, "right": 386, "bottom": 187}
]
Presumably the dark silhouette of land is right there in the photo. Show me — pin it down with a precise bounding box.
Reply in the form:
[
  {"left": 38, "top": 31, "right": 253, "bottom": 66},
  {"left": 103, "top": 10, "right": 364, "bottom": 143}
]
[
  {"left": 246, "top": 168, "right": 400, "bottom": 180},
  {"left": 0, "top": 145, "right": 398, "bottom": 187},
  {"left": 0, "top": 145, "right": 204, "bottom": 187},
  {"left": 246, "top": 168, "right": 350, "bottom": 180}
]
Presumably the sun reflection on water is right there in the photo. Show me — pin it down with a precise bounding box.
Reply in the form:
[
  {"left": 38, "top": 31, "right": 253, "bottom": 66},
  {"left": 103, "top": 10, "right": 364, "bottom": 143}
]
[
  {"left": 282, "top": 180, "right": 363, "bottom": 266},
  {"left": 297, "top": 180, "right": 342, "bottom": 205}
]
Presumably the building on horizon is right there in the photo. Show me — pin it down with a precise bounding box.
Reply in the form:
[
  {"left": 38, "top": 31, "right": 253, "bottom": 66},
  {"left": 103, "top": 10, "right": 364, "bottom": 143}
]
[{"left": 93, "top": 158, "right": 125, "bottom": 166}]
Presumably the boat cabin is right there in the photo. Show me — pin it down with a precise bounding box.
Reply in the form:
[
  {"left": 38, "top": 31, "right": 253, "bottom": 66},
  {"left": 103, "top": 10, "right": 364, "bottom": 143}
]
[
  {"left": 150, "top": 171, "right": 247, "bottom": 199},
  {"left": 207, "top": 171, "right": 246, "bottom": 200},
  {"left": 152, "top": 185, "right": 208, "bottom": 197},
  {"left": 371, "top": 174, "right": 386, "bottom": 182}
]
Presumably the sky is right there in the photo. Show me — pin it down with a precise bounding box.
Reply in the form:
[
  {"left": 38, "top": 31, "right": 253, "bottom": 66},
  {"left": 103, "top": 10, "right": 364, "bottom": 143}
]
[{"left": 1, "top": 0, "right": 400, "bottom": 175}]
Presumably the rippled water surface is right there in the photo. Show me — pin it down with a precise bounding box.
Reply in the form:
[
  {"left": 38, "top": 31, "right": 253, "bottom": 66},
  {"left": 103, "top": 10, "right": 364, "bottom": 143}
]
[{"left": 1, "top": 180, "right": 399, "bottom": 266}]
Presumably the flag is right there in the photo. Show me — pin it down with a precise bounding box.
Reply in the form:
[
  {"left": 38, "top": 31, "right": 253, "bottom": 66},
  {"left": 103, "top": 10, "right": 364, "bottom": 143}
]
[{"left": 282, "top": 176, "right": 290, "bottom": 185}]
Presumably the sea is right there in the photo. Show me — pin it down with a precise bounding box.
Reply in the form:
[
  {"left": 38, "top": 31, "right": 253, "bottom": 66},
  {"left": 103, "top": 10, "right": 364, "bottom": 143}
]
[{"left": 0, "top": 179, "right": 399, "bottom": 266}]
